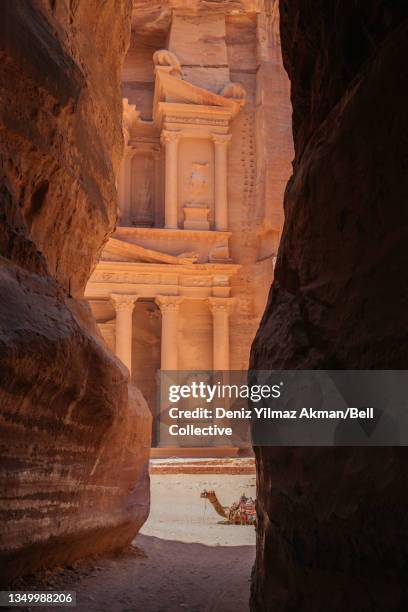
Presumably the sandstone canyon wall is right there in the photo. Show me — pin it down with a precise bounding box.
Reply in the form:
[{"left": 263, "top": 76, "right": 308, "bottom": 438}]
[
  {"left": 251, "top": 1, "right": 408, "bottom": 610},
  {"left": 0, "top": 0, "right": 151, "bottom": 582}
]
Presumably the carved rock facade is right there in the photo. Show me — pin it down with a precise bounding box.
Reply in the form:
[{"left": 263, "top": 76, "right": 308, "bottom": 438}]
[{"left": 86, "top": 0, "right": 293, "bottom": 449}]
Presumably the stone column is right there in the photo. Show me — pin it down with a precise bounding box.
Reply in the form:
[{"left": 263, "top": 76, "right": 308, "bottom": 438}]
[
  {"left": 212, "top": 134, "right": 231, "bottom": 231},
  {"left": 161, "top": 130, "right": 181, "bottom": 229},
  {"left": 156, "top": 296, "right": 183, "bottom": 370},
  {"left": 153, "top": 148, "right": 162, "bottom": 228},
  {"left": 208, "top": 297, "right": 234, "bottom": 370},
  {"left": 156, "top": 295, "right": 183, "bottom": 448},
  {"left": 117, "top": 147, "right": 135, "bottom": 226},
  {"left": 110, "top": 294, "right": 138, "bottom": 373}
]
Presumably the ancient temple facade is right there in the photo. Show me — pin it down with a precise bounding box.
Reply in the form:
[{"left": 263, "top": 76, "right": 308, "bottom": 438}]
[{"left": 85, "top": 2, "right": 293, "bottom": 449}]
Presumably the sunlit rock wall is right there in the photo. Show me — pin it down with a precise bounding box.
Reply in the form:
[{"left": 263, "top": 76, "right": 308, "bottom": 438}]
[
  {"left": 251, "top": 1, "right": 408, "bottom": 610},
  {"left": 0, "top": 0, "right": 151, "bottom": 582}
]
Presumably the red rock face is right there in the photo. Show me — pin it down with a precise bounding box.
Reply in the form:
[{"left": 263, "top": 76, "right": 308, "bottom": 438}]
[
  {"left": 251, "top": 2, "right": 408, "bottom": 610},
  {"left": 0, "top": 0, "right": 151, "bottom": 582}
]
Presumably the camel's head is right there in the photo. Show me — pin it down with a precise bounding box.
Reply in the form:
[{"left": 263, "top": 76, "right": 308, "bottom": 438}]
[{"left": 200, "top": 489, "right": 214, "bottom": 499}]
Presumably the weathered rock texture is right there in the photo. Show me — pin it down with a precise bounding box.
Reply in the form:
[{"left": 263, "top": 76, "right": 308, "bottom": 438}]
[
  {"left": 0, "top": 0, "right": 151, "bottom": 583},
  {"left": 251, "top": 1, "right": 408, "bottom": 610}
]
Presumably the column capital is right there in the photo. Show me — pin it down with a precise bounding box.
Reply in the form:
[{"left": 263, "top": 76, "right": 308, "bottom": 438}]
[
  {"left": 156, "top": 295, "right": 184, "bottom": 313},
  {"left": 110, "top": 293, "right": 138, "bottom": 312},
  {"left": 161, "top": 130, "right": 181, "bottom": 145},
  {"left": 208, "top": 297, "right": 235, "bottom": 315},
  {"left": 212, "top": 134, "right": 232, "bottom": 147}
]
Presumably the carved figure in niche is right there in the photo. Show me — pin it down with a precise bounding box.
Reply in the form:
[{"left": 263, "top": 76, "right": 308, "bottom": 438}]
[
  {"left": 220, "top": 81, "right": 246, "bottom": 101},
  {"left": 153, "top": 49, "right": 182, "bottom": 77},
  {"left": 187, "top": 162, "right": 209, "bottom": 201},
  {"left": 131, "top": 156, "right": 154, "bottom": 226}
]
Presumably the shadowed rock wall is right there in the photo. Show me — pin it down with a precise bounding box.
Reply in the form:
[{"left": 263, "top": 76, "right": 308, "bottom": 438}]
[
  {"left": 251, "top": 1, "right": 408, "bottom": 610},
  {"left": 0, "top": 0, "right": 151, "bottom": 582}
]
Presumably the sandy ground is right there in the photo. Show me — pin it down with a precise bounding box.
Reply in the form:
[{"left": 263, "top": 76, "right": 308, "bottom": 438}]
[
  {"left": 142, "top": 473, "right": 256, "bottom": 546},
  {"left": 18, "top": 472, "right": 256, "bottom": 612}
]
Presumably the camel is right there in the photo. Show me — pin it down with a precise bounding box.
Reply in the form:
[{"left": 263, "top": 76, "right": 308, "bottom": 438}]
[{"left": 200, "top": 489, "right": 256, "bottom": 526}]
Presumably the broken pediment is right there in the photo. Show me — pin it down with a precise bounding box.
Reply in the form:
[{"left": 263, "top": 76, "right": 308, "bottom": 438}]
[
  {"left": 153, "top": 66, "right": 245, "bottom": 125},
  {"left": 122, "top": 48, "right": 246, "bottom": 136},
  {"left": 122, "top": 98, "right": 160, "bottom": 142},
  {"left": 103, "top": 237, "right": 197, "bottom": 265}
]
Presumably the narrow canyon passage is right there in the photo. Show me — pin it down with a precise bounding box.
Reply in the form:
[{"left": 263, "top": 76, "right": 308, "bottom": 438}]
[
  {"left": 68, "top": 534, "right": 253, "bottom": 612},
  {"left": 1, "top": 1, "right": 408, "bottom": 611},
  {"left": 1, "top": 0, "right": 285, "bottom": 588},
  {"left": 1, "top": 0, "right": 288, "bottom": 587},
  {"left": 14, "top": 471, "right": 256, "bottom": 612}
]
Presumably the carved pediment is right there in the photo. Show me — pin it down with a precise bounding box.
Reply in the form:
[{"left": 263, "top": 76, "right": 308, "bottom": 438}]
[
  {"left": 103, "top": 237, "right": 196, "bottom": 265},
  {"left": 153, "top": 69, "right": 244, "bottom": 124}
]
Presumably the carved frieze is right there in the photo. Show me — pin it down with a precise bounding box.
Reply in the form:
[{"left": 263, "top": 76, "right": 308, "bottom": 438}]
[
  {"left": 212, "top": 275, "right": 229, "bottom": 286},
  {"left": 181, "top": 276, "right": 212, "bottom": 287},
  {"left": 165, "top": 116, "right": 229, "bottom": 127},
  {"left": 90, "top": 272, "right": 179, "bottom": 285}
]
